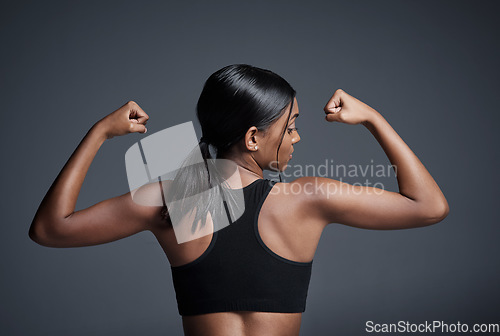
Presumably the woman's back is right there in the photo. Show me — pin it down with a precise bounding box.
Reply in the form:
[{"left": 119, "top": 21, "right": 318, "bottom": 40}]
[{"left": 151, "top": 177, "right": 324, "bottom": 336}]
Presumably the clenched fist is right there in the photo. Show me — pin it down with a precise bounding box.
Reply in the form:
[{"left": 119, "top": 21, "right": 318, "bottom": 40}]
[
  {"left": 97, "top": 101, "right": 149, "bottom": 140},
  {"left": 324, "top": 89, "right": 379, "bottom": 125}
]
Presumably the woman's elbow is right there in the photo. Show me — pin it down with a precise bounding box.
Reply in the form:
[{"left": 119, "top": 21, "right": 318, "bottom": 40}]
[
  {"left": 29, "top": 221, "right": 56, "bottom": 247},
  {"left": 421, "top": 201, "right": 450, "bottom": 226}
]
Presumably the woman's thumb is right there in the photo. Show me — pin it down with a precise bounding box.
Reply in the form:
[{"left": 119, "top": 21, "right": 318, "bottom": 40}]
[
  {"left": 325, "top": 108, "right": 343, "bottom": 122},
  {"left": 130, "top": 122, "right": 147, "bottom": 133}
]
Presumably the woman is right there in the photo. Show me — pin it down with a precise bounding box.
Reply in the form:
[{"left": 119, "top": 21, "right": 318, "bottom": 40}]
[{"left": 29, "top": 64, "right": 449, "bottom": 336}]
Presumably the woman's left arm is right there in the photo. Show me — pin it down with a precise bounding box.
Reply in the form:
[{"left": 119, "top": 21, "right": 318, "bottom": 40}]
[{"left": 29, "top": 101, "right": 164, "bottom": 248}]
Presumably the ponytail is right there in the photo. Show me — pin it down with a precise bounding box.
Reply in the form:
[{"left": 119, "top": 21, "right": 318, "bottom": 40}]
[{"left": 161, "top": 136, "right": 240, "bottom": 237}]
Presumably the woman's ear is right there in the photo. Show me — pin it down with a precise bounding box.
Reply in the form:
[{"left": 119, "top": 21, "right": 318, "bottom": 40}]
[{"left": 245, "top": 126, "right": 259, "bottom": 151}]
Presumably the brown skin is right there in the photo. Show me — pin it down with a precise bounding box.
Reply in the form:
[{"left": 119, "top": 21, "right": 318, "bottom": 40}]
[{"left": 29, "top": 91, "right": 449, "bottom": 336}]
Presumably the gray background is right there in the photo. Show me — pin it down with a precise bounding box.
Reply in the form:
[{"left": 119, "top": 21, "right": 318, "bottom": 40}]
[{"left": 1, "top": 0, "right": 498, "bottom": 335}]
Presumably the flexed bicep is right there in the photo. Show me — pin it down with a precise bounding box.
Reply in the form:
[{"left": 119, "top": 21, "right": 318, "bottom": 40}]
[
  {"left": 31, "top": 182, "right": 166, "bottom": 248},
  {"left": 299, "top": 177, "right": 447, "bottom": 230}
]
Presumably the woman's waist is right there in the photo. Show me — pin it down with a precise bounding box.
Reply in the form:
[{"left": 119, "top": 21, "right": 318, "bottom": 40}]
[{"left": 181, "top": 311, "right": 302, "bottom": 336}]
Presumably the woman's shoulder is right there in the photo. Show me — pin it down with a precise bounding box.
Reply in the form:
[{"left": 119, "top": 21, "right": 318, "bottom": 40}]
[
  {"left": 270, "top": 176, "right": 341, "bottom": 200},
  {"left": 260, "top": 177, "right": 328, "bottom": 257}
]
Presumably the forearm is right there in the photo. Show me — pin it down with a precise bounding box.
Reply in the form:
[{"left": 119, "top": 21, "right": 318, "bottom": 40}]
[
  {"left": 32, "top": 122, "right": 107, "bottom": 225},
  {"left": 362, "top": 111, "right": 449, "bottom": 215}
]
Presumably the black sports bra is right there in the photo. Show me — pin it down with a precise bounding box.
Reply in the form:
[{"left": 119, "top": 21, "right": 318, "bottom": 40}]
[{"left": 170, "top": 178, "right": 313, "bottom": 316}]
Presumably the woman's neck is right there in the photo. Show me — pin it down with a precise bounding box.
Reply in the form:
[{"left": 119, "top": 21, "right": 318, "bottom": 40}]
[{"left": 217, "top": 152, "right": 264, "bottom": 181}]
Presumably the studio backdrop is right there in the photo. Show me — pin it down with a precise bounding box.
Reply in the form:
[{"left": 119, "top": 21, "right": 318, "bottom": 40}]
[{"left": 1, "top": 1, "right": 498, "bottom": 335}]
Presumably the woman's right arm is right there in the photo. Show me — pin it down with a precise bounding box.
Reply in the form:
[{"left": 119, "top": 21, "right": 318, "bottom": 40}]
[{"left": 298, "top": 89, "right": 449, "bottom": 230}]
